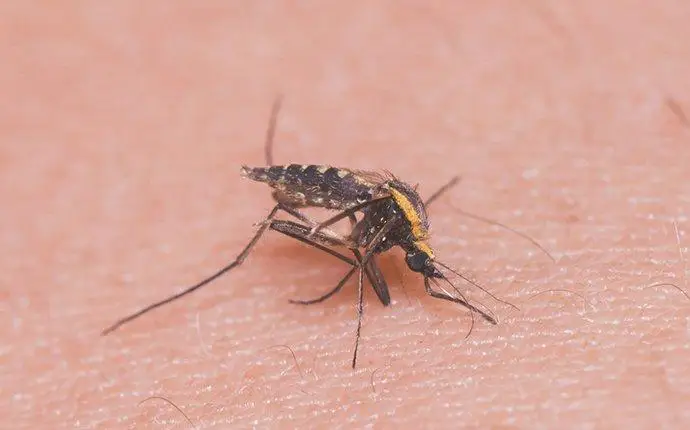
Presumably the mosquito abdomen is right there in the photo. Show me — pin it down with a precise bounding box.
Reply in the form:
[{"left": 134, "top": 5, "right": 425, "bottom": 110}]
[{"left": 241, "top": 164, "right": 377, "bottom": 210}]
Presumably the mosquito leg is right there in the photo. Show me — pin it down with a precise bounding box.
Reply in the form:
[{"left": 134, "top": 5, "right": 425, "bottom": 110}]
[
  {"left": 102, "top": 204, "right": 282, "bottom": 335},
  {"left": 358, "top": 218, "right": 397, "bottom": 265},
  {"left": 264, "top": 95, "right": 283, "bottom": 166},
  {"left": 424, "top": 176, "right": 554, "bottom": 262},
  {"left": 425, "top": 176, "right": 460, "bottom": 207},
  {"left": 352, "top": 255, "right": 366, "bottom": 369},
  {"left": 278, "top": 204, "right": 344, "bottom": 240},
  {"left": 270, "top": 220, "right": 353, "bottom": 261},
  {"left": 308, "top": 197, "right": 391, "bottom": 237},
  {"left": 270, "top": 219, "right": 359, "bottom": 305},
  {"left": 347, "top": 213, "right": 358, "bottom": 228},
  {"left": 329, "top": 217, "right": 397, "bottom": 308},
  {"left": 290, "top": 265, "right": 358, "bottom": 305},
  {"left": 366, "top": 257, "right": 390, "bottom": 306},
  {"left": 272, "top": 222, "right": 390, "bottom": 306},
  {"left": 346, "top": 212, "right": 390, "bottom": 306},
  {"left": 278, "top": 215, "right": 393, "bottom": 368},
  {"left": 277, "top": 204, "right": 314, "bottom": 225},
  {"left": 345, "top": 212, "right": 393, "bottom": 305},
  {"left": 449, "top": 208, "right": 555, "bottom": 262},
  {"left": 271, "top": 219, "right": 389, "bottom": 309},
  {"left": 345, "top": 246, "right": 392, "bottom": 367}
]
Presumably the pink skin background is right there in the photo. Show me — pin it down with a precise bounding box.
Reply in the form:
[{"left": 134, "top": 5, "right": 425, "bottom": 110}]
[{"left": 2, "top": 2, "right": 690, "bottom": 429}]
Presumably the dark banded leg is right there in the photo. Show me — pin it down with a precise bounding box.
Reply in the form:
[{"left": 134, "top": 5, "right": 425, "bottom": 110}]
[
  {"left": 348, "top": 219, "right": 398, "bottom": 368},
  {"left": 424, "top": 176, "right": 554, "bottom": 262},
  {"left": 345, "top": 212, "right": 390, "bottom": 307},
  {"left": 365, "top": 256, "right": 390, "bottom": 306},
  {"left": 308, "top": 197, "right": 392, "bottom": 237},
  {"left": 352, "top": 252, "right": 366, "bottom": 368},
  {"left": 271, "top": 218, "right": 392, "bottom": 368},
  {"left": 270, "top": 219, "right": 354, "bottom": 262},
  {"left": 102, "top": 203, "right": 351, "bottom": 335},
  {"left": 276, "top": 201, "right": 351, "bottom": 246},
  {"left": 264, "top": 95, "right": 282, "bottom": 166},
  {"left": 102, "top": 204, "right": 283, "bottom": 335},
  {"left": 270, "top": 220, "right": 386, "bottom": 306},
  {"left": 286, "top": 213, "right": 397, "bottom": 307},
  {"left": 425, "top": 176, "right": 460, "bottom": 207}
]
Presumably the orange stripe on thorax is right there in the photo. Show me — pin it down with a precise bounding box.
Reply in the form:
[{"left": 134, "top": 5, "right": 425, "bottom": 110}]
[{"left": 389, "top": 187, "right": 429, "bottom": 241}]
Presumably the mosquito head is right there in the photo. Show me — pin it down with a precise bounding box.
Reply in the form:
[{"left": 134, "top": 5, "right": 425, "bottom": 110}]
[{"left": 404, "top": 241, "right": 442, "bottom": 278}]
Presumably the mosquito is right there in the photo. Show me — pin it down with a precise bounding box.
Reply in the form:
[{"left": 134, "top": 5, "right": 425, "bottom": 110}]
[{"left": 103, "top": 97, "right": 550, "bottom": 368}]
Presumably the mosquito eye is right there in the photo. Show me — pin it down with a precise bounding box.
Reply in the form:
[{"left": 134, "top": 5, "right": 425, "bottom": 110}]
[{"left": 405, "top": 251, "right": 428, "bottom": 273}]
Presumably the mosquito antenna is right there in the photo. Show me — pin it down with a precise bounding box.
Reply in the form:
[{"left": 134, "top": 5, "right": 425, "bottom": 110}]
[
  {"left": 435, "top": 273, "right": 497, "bottom": 323},
  {"left": 428, "top": 276, "right": 475, "bottom": 338},
  {"left": 102, "top": 263, "right": 238, "bottom": 335},
  {"left": 435, "top": 260, "right": 520, "bottom": 311},
  {"left": 452, "top": 207, "right": 556, "bottom": 263},
  {"left": 425, "top": 176, "right": 460, "bottom": 207},
  {"left": 264, "top": 94, "right": 283, "bottom": 166}
]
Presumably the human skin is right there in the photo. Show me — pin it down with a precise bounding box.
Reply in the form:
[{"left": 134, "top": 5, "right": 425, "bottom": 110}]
[{"left": 2, "top": 2, "right": 690, "bottom": 429}]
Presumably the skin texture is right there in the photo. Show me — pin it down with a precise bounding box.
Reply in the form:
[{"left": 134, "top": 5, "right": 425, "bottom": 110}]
[{"left": 2, "top": 2, "right": 690, "bottom": 429}]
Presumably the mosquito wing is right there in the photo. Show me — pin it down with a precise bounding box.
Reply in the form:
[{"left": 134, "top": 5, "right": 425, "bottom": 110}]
[{"left": 241, "top": 164, "right": 391, "bottom": 210}]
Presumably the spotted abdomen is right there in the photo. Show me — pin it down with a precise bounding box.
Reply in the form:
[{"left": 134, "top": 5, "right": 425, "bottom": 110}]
[{"left": 241, "top": 164, "right": 383, "bottom": 210}]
